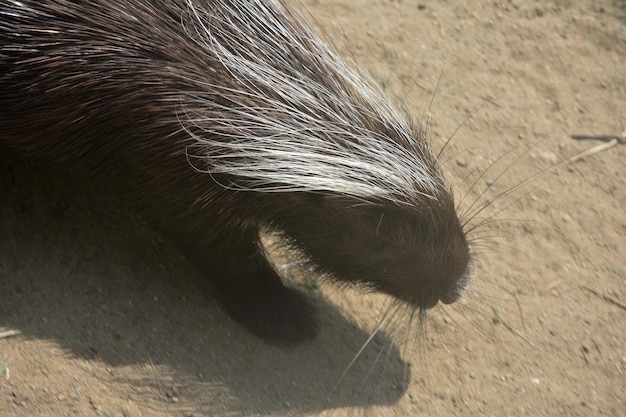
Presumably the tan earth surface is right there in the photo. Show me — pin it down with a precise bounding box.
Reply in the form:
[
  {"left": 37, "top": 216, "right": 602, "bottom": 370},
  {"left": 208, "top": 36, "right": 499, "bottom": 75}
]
[{"left": 1, "top": 0, "right": 624, "bottom": 416}]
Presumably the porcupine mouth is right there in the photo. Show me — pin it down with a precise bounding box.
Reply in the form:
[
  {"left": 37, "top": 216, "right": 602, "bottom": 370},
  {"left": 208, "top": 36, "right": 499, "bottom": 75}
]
[{"left": 419, "top": 260, "right": 474, "bottom": 310}]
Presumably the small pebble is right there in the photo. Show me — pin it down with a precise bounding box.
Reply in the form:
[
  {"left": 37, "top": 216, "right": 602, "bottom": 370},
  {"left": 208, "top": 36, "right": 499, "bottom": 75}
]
[{"left": 539, "top": 151, "right": 557, "bottom": 164}]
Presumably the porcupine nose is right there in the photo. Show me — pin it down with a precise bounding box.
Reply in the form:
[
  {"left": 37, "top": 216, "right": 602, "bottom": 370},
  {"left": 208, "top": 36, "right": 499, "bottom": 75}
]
[
  {"left": 418, "top": 259, "right": 473, "bottom": 310},
  {"left": 439, "top": 259, "right": 473, "bottom": 305}
]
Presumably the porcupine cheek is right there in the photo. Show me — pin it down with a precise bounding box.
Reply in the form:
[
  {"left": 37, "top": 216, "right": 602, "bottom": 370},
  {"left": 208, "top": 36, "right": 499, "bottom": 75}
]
[
  {"left": 378, "top": 258, "right": 473, "bottom": 310},
  {"left": 275, "top": 197, "right": 475, "bottom": 309},
  {"left": 366, "top": 223, "right": 473, "bottom": 310}
]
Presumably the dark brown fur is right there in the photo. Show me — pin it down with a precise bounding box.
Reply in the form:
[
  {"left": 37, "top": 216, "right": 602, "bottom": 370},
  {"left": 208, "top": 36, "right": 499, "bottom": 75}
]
[{"left": 0, "top": 0, "right": 471, "bottom": 345}]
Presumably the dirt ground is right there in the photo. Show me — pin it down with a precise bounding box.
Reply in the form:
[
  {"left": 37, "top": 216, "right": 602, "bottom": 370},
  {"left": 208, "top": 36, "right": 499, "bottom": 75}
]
[{"left": 1, "top": 0, "right": 624, "bottom": 416}]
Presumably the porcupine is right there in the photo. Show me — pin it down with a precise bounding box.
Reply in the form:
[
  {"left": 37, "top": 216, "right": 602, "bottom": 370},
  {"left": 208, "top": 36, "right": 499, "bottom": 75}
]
[{"left": 0, "top": 0, "right": 473, "bottom": 345}]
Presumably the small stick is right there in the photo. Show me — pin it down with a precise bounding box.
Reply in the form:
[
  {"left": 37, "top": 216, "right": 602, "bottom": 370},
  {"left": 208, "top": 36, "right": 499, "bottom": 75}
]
[
  {"left": 567, "top": 138, "right": 619, "bottom": 163},
  {"left": 568, "top": 131, "right": 625, "bottom": 162},
  {"left": 570, "top": 134, "right": 625, "bottom": 143},
  {"left": 580, "top": 285, "right": 626, "bottom": 311},
  {"left": 0, "top": 329, "right": 22, "bottom": 339}
]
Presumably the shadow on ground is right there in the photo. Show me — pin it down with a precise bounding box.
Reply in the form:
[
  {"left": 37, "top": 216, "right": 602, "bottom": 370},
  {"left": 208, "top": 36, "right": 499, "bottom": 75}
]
[{"left": 0, "top": 160, "right": 409, "bottom": 415}]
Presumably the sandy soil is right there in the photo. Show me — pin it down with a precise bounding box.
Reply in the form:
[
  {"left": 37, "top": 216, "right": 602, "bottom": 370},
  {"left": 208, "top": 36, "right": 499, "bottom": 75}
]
[{"left": 1, "top": 0, "right": 624, "bottom": 416}]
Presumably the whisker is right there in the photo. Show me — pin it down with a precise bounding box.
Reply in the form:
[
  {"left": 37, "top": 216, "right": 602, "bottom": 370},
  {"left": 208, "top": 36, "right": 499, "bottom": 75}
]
[
  {"left": 331, "top": 299, "right": 400, "bottom": 395},
  {"left": 438, "top": 100, "right": 489, "bottom": 161}
]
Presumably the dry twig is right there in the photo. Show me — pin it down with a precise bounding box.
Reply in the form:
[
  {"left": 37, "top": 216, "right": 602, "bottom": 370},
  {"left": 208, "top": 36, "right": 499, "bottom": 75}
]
[{"left": 568, "top": 132, "right": 625, "bottom": 163}]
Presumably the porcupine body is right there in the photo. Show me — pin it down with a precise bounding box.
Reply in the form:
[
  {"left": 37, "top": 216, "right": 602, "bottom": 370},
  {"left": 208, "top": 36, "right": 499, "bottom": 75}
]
[{"left": 0, "top": 0, "right": 473, "bottom": 345}]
